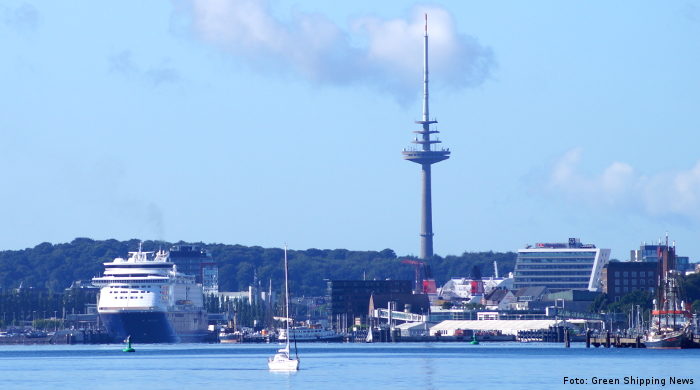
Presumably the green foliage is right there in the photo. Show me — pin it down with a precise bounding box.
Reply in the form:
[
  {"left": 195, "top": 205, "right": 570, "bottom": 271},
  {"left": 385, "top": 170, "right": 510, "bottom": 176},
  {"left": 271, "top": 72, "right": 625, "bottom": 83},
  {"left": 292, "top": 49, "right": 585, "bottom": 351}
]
[
  {"left": 682, "top": 273, "right": 700, "bottom": 303},
  {"left": 0, "top": 288, "right": 98, "bottom": 327},
  {"left": 589, "top": 293, "right": 609, "bottom": 313},
  {"left": 590, "top": 290, "right": 654, "bottom": 315},
  {"left": 0, "top": 239, "right": 516, "bottom": 297},
  {"left": 33, "top": 318, "right": 63, "bottom": 330}
]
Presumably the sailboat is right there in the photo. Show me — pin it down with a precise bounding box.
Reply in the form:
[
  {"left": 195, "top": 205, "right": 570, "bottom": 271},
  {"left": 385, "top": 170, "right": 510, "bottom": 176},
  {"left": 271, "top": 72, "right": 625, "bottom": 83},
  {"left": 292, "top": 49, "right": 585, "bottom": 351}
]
[
  {"left": 268, "top": 245, "right": 300, "bottom": 371},
  {"left": 644, "top": 237, "right": 699, "bottom": 349}
]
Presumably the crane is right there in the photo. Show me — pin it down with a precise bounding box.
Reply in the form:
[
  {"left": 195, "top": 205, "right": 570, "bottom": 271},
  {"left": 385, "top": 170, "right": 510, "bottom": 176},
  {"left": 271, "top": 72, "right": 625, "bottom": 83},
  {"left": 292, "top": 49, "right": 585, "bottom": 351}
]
[{"left": 400, "top": 259, "right": 437, "bottom": 295}]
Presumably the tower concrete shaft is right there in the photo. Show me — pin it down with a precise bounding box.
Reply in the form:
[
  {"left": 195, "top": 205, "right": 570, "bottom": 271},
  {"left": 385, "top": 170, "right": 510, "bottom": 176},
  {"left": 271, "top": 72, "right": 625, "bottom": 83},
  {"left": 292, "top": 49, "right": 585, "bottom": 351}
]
[{"left": 401, "top": 14, "right": 450, "bottom": 259}]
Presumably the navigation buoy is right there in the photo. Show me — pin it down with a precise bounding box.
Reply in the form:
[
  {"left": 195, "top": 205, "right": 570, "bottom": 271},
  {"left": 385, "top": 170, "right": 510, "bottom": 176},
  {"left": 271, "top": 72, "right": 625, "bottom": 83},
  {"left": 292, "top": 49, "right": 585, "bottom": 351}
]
[
  {"left": 469, "top": 334, "right": 479, "bottom": 345},
  {"left": 122, "top": 335, "right": 135, "bottom": 352}
]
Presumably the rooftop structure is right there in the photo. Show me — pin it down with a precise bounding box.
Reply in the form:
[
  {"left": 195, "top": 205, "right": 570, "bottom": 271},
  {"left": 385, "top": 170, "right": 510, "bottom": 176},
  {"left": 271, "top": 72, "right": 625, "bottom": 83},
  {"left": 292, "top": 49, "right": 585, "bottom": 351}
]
[
  {"left": 402, "top": 15, "right": 450, "bottom": 259},
  {"left": 513, "top": 238, "right": 610, "bottom": 292},
  {"left": 630, "top": 241, "right": 693, "bottom": 271}
]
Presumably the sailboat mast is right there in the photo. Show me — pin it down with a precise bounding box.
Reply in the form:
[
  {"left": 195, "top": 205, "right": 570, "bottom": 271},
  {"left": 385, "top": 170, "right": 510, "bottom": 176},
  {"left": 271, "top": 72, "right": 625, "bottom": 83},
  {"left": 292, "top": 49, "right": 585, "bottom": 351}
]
[{"left": 284, "top": 245, "right": 291, "bottom": 349}]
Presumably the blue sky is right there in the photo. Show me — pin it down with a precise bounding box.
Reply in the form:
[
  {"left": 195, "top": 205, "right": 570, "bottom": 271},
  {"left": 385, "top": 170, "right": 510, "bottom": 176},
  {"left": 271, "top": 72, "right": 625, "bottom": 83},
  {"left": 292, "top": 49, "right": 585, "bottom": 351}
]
[{"left": 2, "top": 1, "right": 700, "bottom": 260}]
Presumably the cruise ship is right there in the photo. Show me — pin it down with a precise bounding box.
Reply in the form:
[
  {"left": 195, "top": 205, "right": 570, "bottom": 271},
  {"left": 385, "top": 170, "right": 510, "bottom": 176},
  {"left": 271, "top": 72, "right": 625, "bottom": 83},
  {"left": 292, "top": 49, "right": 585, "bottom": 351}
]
[{"left": 92, "top": 245, "right": 209, "bottom": 343}]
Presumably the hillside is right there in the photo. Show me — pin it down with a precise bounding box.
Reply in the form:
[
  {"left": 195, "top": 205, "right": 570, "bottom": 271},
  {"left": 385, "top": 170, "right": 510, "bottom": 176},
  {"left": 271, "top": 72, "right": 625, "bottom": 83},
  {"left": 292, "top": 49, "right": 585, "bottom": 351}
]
[{"left": 0, "top": 238, "right": 517, "bottom": 296}]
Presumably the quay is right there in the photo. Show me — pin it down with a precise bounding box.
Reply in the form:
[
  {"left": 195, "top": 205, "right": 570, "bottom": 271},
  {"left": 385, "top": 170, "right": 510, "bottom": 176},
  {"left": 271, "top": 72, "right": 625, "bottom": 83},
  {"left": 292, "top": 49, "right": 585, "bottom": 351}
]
[
  {"left": 585, "top": 332, "right": 700, "bottom": 348},
  {"left": 0, "top": 329, "right": 111, "bottom": 345}
]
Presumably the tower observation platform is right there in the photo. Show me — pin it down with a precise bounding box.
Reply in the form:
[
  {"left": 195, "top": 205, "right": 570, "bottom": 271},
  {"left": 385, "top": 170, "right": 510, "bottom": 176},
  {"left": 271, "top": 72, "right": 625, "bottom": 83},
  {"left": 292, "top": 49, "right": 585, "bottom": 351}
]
[{"left": 402, "top": 15, "right": 450, "bottom": 260}]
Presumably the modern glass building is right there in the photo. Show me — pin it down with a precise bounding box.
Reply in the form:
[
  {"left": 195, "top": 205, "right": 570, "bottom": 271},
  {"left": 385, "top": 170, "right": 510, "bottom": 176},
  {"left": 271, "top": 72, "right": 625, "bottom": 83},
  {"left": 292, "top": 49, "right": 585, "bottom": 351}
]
[
  {"left": 169, "top": 245, "right": 218, "bottom": 295},
  {"left": 630, "top": 243, "right": 692, "bottom": 271},
  {"left": 513, "top": 238, "right": 610, "bottom": 292}
]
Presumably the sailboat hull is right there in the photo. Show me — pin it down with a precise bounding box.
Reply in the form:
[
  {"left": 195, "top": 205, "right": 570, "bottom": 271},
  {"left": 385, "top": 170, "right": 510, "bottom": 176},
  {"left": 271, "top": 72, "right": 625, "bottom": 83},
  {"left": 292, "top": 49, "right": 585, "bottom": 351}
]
[
  {"left": 268, "top": 353, "right": 300, "bottom": 371},
  {"left": 645, "top": 332, "right": 700, "bottom": 349}
]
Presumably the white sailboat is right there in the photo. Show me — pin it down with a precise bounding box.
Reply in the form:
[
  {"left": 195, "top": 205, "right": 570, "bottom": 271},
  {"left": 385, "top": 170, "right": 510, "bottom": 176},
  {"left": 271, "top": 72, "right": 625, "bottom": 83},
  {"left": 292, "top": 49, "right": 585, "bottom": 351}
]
[{"left": 268, "top": 245, "right": 300, "bottom": 371}]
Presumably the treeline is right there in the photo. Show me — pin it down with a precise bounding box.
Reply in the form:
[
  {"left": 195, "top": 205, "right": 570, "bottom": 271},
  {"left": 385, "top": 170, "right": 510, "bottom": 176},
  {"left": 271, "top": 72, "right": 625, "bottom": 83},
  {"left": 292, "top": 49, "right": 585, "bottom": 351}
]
[
  {"left": 0, "top": 289, "right": 97, "bottom": 327},
  {"left": 0, "top": 238, "right": 517, "bottom": 296}
]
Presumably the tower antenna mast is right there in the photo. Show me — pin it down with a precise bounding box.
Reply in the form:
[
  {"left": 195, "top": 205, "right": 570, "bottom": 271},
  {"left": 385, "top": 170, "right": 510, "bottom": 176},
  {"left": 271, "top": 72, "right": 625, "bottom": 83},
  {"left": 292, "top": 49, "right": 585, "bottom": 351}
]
[{"left": 402, "top": 14, "right": 451, "bottom": 259}]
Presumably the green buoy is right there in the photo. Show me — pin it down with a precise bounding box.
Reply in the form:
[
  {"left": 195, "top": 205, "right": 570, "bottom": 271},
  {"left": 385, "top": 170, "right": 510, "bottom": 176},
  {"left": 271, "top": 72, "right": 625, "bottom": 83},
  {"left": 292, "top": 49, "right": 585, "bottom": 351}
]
[
  {"left": 122, "top": 335, "right": 135, "bottom": 352},
  {"left": 469, "top": 334, "right": 479, "bottom": 345}
]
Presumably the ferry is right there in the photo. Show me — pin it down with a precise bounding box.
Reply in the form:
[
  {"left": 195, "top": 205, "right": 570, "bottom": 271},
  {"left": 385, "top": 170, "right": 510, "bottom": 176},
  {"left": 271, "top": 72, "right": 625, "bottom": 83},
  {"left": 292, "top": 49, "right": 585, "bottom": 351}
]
[
  {"left": 278, "top": 326, "right": 343, "bottom": 342},
  {"left": 92, "top": 245, "right": 209, "bottom": 343}
]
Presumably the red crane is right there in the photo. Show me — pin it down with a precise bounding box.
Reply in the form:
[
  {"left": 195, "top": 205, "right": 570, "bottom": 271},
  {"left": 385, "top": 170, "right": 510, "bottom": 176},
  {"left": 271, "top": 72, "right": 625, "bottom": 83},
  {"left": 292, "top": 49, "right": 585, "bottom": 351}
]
[{"left": 400, "top": 259, "right": 437, "bottom": 294}]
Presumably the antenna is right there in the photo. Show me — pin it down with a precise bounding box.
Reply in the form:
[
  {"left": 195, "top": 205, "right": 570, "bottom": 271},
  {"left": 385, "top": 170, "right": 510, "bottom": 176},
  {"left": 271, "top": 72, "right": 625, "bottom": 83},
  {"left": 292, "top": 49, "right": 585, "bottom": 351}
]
[
  {"left": 402, "top": 13, "right": 450, "bottom": 260},
  {"left": 422, "top": 13, "right": 429, "bottom": 123}
]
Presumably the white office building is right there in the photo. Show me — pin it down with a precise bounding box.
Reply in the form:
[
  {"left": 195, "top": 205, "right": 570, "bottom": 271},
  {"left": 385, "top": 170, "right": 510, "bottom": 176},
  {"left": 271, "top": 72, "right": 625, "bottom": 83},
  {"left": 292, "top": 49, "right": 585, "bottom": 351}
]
[{"left": 513, "top": 238, "right": 610, "bottom": 292}]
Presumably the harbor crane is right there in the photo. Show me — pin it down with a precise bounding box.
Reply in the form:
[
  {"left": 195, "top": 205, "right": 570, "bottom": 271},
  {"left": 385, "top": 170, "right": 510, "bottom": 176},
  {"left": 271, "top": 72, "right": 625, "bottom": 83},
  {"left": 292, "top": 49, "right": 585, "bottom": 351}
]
[{"left": 400, "top": 259, "right": 437, "bottom": 295}]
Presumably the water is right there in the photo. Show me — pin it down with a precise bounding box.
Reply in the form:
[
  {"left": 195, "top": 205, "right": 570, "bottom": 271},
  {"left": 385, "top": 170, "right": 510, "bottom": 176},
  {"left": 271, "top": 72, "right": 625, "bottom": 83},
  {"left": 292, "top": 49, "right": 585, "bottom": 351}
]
[{"left": 1, "top": 343, "right": 698, "bottom": 389}]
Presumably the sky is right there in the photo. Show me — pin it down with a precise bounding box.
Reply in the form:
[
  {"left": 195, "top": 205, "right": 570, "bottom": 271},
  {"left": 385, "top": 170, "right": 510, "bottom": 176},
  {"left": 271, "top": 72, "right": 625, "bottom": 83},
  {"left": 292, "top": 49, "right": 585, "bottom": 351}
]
[{"left": 2, "top": 1, "right": 700, "bottom": 260}]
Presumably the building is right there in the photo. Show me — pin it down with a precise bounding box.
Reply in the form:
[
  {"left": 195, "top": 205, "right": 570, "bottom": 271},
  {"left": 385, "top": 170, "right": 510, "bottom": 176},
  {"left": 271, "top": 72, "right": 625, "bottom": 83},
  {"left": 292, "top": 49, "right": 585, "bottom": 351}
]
[
  {"left": 513, "top": 238, "right": 610, "bottom": 292},
  {"left": 630, "top": 244, "right": 665, "bottom": 262},
  {"left": 601, "top": 261, "right": 658, "bottom": 302},
  {"left": 483, "top": 289, "right": 516, "bottom": 310},
  {"left": 438, "top": 276, "right": 513, "bottom": 302},
  {"left": 201, "top": 262, "right": 219, "bottom": 296},
  {"left": 630, "top": 242, "right": 693, "bottom": 271},
  {"left": 169, "top": 245, "right": 218, "bottom": 294},
  {"left": 510, "top": 286, "right": 548, "bottom": 310},
  {"left": 329, "top": 280, "right": 413, "bottom": 328}
]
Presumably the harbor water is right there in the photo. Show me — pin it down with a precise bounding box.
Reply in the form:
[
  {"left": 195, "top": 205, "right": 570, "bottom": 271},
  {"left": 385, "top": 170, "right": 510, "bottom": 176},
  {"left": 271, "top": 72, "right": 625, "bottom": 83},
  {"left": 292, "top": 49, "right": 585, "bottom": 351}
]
[{"left": 1, "top": 343, "right": 698, "bottom": 389}]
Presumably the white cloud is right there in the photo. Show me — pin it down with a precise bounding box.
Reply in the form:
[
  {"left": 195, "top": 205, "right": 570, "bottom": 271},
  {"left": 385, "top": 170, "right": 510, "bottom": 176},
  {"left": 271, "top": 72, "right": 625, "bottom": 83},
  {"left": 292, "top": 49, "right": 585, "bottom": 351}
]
[
  {"left": 549, "top": 148, "right": 700, "bottom": 219},
  {"left": 182, "top": 0, "right": 494, "bottom": 100}
]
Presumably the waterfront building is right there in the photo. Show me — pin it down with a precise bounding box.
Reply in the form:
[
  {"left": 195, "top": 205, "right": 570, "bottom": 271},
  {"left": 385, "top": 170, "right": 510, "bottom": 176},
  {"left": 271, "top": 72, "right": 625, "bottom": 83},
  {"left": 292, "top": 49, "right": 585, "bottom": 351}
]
[
  {"left": 601, "top": 261, "right": 658, "bottom": 302},
  {"left": 169, "top": 245, "right": 218, "bottom": 294},
  {"left": 513, "top": 238, "right": 610, "bottom": 292},
  {"left": 438, "top": 276, "right": 513, "bottom": 302},
  {"left": 483, "top": 289, "right": 516, "bottom": 310},
  {"left": 329, "top": 280, "right": 413, "bottom": 328},
  {"left": 510, "top": 286, "right": 548, "bottom": 310}
]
